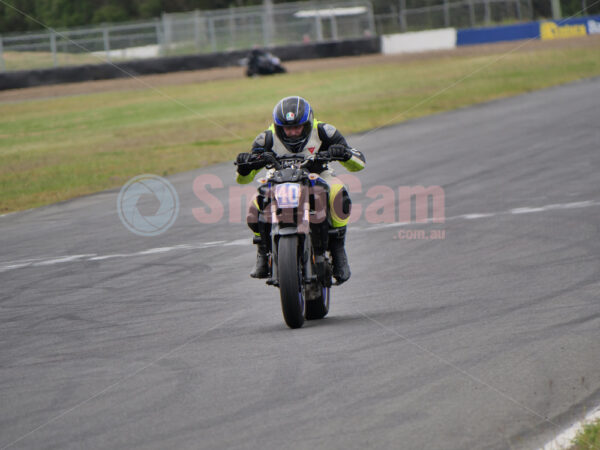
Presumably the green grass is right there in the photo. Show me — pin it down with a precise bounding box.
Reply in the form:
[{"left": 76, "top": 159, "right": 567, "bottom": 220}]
[
  {"left": 1, "top": 42, "right": 600, "bottom": 213},
  {"left": 571, "top": 418, "right": 600, "bottom": 449}
]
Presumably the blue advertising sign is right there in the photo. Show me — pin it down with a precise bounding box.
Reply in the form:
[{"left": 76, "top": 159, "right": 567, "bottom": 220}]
[
  {"left": 457, "top": 22, "right": 540, "bottom": 46},
  {"left": 457, "top": 15, "right": 600, "bottom": 46}
]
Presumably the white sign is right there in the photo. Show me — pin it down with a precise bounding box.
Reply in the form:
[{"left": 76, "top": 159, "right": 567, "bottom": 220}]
[{"left": 588, "top": 20, "right": 600, "bottom": 34}]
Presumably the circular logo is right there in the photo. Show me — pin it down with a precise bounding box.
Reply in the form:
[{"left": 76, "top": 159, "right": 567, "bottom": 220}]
[{"left": 117, "top": 174, "right": 180, "bottom": 236}]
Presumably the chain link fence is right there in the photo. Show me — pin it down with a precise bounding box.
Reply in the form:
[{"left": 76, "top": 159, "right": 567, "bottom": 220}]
[
  {"left": 374, "top": 0, "right": 533, "bottom": 34},
  {"left": 0, "top": 1, "right": 374, "bottom": 72},
  {"left": 0, "top": 0, "right": 541, "bottom": 72}
]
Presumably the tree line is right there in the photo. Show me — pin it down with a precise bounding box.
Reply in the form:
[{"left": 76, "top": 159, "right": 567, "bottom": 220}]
[{"left": 1, "top": 0, "right": 598, "bottom": 34}]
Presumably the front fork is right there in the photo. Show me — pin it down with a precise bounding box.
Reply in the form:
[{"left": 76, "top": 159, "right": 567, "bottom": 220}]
[{"left": 266, "top": 197, "right": 314, "bottom": 287}]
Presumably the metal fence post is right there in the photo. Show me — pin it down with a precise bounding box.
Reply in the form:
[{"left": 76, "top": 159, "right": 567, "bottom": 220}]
[
  {"left": 162, "top": 12, "right": 172, "bottom": 50},
  {"left": 0, "top": 36, "right": 5, "bottom": 72},
  {"left": 484, "top": 0, "right": 491, "bottom": 24},
  {"left": 155, "top": 18, "right": 164, "bottom": 55},
  {"left": 194, "top": 10, "right": 202, "bottom": 51},
  {"left": 527, "top": 0, "right": 533, "bottom": 19},
  {"left": 468, "top": 0, "right": 476, "bottom": 26},
  {"left": 49, "top": 32, "right": 58, "bottom": 67},
  {"left": 103, "top": 27, "right": 111, "bottom": 61},
  {"left": 208, "top": 16, "right": 217, "bottom": 52},
  {"left": 314, "top": 12, "right": 323, "bottom": 41},
  {"left": 515, "top": 0, "right": 522, "bottom": 20},
  {"left": 368, "top": 1, "right": 376, "bottom": 35},
  {"left": 551, "top": 0, "right": 562, "bottom": 19},
  {"left": 261, "top": 14, "right": 268, "bottom": 47},
  {"left": 228, "top": 7, "right": 236, "bottom": 49},
  {"left": 444, "top": 0, "right": 450, "bottom": 27},
  {"left": 330, "top": 6, "right": 339, "bottom": 40},
  {"left": 399, "top": 0, "right": 407, "bottom": 32},
  {"left": 263, "top": 0, "right": 274, "bottom": 47}
]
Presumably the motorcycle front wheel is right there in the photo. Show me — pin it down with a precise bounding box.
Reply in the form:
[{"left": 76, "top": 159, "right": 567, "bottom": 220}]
[
  {"left": 305, "top": 285, "right": 330, "bottom": 320},
  {"left": 278, "top": 235, "right": 305, "bottom": 329}
]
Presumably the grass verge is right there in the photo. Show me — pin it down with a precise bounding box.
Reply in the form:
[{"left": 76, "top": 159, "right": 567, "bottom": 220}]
[
  {"left": 1, "top": 38, "right": 599, "bottom": 213},
  {"left": 571, "top": 418, "right": 600, "bottom": 449}
]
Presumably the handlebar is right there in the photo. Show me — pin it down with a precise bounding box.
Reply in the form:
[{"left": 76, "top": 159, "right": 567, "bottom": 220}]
[{"left": 234, "top": 151, "right": 339, "bottom": 171}]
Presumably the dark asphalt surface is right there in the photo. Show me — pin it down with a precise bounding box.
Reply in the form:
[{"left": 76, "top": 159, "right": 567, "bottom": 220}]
[{"left": 1, "top": 78, "right": 600, "bottom": 450}]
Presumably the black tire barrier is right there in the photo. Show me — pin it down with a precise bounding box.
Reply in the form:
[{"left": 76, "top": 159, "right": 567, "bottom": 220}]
[{"left": 0, "top": 37, "right": 381, "bottom": 91}]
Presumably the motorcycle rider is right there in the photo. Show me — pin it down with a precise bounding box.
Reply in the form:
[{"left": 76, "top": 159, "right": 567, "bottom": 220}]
[
  {"left": 235, "top": 96, "right": 366, "bottom": 284},
  {"left": 246, "top": 48, "right": 285, "bottom": 77}
]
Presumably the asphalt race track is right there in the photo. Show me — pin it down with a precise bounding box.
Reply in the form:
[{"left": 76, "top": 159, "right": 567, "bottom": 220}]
[{"left": 1, "top": 78, "right": 600, "bottom": 450}]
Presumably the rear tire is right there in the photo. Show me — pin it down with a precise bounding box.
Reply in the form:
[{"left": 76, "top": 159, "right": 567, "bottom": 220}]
[{"left": 278, "top": 235, "right": 305, "bottom": 329}]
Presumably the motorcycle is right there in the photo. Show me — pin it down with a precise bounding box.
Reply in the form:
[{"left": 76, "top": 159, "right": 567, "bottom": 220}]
[
  {"left": 237, "top": 152, "right": 345, "bottom": 329},
  {"left": 242, "top": 50, "right": 287, "bottom": 77}
]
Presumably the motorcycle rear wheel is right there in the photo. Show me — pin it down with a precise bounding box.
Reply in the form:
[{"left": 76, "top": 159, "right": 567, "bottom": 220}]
[{"left": 278, "top": 235, "right": 305, "bottom": 329}]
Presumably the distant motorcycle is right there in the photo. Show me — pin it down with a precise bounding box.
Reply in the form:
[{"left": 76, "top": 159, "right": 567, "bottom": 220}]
[
  {"left": 243, "top": 49, "right": 287, "bottom": 77},
  {"left": 236, "top": 152, "right": 345, "bottom": 329}
]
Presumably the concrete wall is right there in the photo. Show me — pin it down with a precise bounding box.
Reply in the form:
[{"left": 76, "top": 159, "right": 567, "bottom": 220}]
[
  {"left": 381, "top": 28, "right": 457, "bottom": 54},
  {"left": 91, "top": 45, "right": 161, "bottom": 60}
]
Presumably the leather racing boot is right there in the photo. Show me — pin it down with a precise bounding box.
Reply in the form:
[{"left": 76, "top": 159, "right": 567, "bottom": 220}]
[
  {"left": 329, "top": 227, "right": 351, "bottom": 284},
  {"left": 250, "top": 244, "right": 269, "bottom": 279}
]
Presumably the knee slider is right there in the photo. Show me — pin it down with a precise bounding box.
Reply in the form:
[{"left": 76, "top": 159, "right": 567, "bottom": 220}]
[{"left": 341, "top": 189, "right": 352, "bottom": 215}]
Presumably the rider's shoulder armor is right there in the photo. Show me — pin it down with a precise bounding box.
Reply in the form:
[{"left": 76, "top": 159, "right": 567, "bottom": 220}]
[
  {"left": 316, "top": 122, "right": 346, "bottom": 147},
  {"left": 320, "top": 123, "right": 337, "bottom": 139},
  {"left": 252, "top": 130, "right": 273, "bottom": 152}
]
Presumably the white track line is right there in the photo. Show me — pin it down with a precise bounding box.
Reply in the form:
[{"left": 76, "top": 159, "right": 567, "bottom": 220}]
[
  {"left": 361, "top": 200, "right": 600, "bottom": 232},
  {"left": 0, "top": 241, "right": 235, "bottom": 273}
]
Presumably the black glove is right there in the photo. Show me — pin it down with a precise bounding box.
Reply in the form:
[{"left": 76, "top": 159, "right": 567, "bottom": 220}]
[
  {"left": 329, "top": 144, "right": 352, "bottom": 161},
  {"left": 236, "top": 152, "right": 260, "bottom": 176},
  {"left": 236, "top": 152, "right": 253, "bottom": 166}
]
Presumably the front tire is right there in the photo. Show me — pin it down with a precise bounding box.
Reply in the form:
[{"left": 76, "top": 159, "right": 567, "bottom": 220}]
[
  {"left": 305, "top": 286, "right": 329, "bottom": 320},
  {"left": 278, "top": 235, "right": 305, "bottom": 329}
]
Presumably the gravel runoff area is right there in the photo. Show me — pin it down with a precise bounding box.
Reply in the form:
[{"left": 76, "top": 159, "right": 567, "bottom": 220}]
[{"left": 1, "top": 35, "right": 599, "bottom": 103}]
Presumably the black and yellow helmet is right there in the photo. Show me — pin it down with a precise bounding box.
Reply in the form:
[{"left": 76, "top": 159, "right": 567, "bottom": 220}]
[{"left": 272, "top": 96, "right": 314, "bottom": 153}]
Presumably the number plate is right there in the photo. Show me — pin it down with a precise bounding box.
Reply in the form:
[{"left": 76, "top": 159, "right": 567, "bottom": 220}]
[{"left": 274, "top": 183, "right": 300, "bottom": 208}]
